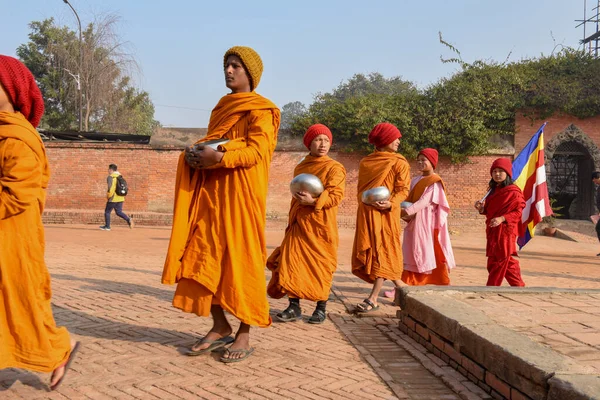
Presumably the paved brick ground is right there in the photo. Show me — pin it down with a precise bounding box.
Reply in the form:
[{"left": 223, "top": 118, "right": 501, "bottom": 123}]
[
  {"left": 2, "top": 223, "right": 599, "bottom": 399},
  {"left": 0, "top": 225, "right": 462, "bottom": 400}
]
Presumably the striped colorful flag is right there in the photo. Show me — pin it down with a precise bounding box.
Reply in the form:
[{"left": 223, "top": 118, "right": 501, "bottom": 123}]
[{"left": 512, "top": 122, "right": 552, "bottom": 249}]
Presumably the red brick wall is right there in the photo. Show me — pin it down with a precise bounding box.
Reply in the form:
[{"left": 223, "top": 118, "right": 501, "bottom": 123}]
[
  {"left": 44, "top": 142, "right": 499, "bottom": 227},
  {"left": 45, "top": 143, "right": 180, "bottom": 213},
  {"left": 515, "top": 112, "right": 600, "bottom": 153}
]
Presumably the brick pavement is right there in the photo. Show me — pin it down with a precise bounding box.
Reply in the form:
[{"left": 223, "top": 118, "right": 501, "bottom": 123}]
[
  {"left": 1, "top": 225, "right": 470, "bottom": 400},
  {"left": 3, "top": 224, "right": 599, "bottom": 399}
]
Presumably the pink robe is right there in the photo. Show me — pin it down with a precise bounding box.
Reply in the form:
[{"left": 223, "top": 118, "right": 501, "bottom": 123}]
[{"left": 402, "top": 176, "right": 456, "bottom": 275}]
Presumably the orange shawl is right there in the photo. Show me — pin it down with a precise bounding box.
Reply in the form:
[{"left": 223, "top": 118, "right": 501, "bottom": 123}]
[
  {"left": 351, "top": 151, "right": 410, "bottom": 283},
  {"left": 267, "top": 155, "right": 346, "bottom": 301},
  {"left": 406, "top": 174, "right": 445, "bottom": 203},
  {"left": 0, "top": 111, "right": 71, "bottom": 372},
  {"left": 162, "top": 92, "right": 280, "bottom": 327}
]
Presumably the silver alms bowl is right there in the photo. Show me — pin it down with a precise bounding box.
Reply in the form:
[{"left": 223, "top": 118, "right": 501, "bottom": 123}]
[
  {"left": 401, "top": 201, "right": 413, "bottom": 209},
  {"left": 290, "top": 173, "right": 324, "bottom": 197},
  {"left": 361, "top": 186, "right": 391, "bottom": 204},
  {"left": 193, "top": 138, "right": 230, "bottom": 151}
]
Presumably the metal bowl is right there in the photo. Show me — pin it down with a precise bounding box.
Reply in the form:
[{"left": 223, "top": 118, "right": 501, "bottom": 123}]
[
  {"left": 290, "top": 173, "right": 324, "bottom": 197},
  {"left": 361, "top": 186, "right": 391, "bottom": 204},
  {"left": 193, "top": 138, "right": 230, "bottom": 151},
  {"left": 401, "top": 201, "right": 413, "bottom": 209}
]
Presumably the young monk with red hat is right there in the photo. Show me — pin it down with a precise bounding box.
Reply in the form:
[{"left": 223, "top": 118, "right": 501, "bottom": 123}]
[
  {"left": 267, "top": 124, "right": 346, "bottom": 324},
  {"left": 400, "top": 148, "right": 455, "bottom": 286},
  {"left": 474, "top": 158, "right": 526, "bottom": 286},
  {"left": 0, "top": 55, "right": 80, "bottom": 390},
  {"left": 352, "top": 123, "right": 410, "bottom": 312},
  {"left": 162, "top": 46, "right": 280, "bottom": 362}
]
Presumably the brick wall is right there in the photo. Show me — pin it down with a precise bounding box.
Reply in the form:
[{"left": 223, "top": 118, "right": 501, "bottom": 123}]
[
  {"left": 44, "top": 142, "right": 499, "bottom": 227},
  {"left": 515, "top": 112, "right": 600, "bottom": 153},
  {"left": 397, "top": 312, "right": 533, "bottom": 400}
]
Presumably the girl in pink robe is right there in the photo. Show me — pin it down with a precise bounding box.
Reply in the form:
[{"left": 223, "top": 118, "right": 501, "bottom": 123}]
[{"left": 400, "top": 149, "right": 455, "bottom": 286}]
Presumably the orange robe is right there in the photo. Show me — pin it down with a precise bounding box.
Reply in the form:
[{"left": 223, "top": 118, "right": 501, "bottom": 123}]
[
  {"left": 0, "top": 111, "right": 71, "bottom": 372},
  {"left": 162, "top": 92, "right": 280, "bottom": 328},
  {"left": 352, "top": 151, "right": 410, "bottom": 283},
  {"left": 267, "top": 155, "right": 346, "bottom": 301},
  {"left": 401, "top": 175, "right": 451, "bottom": 285}
]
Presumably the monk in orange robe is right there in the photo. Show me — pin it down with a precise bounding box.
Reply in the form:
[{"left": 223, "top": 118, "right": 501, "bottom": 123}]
[
  {"left": 352, "top": 123, "right": 410, "bottom": 313},
  {"left": 267, "top": 124, "right": 346, "bottom": 324},
  {"left": 0, "top": 55, "right": 79, "bottom": 390},
  {"left": 162, "top": 46, "right": 280, "bottom": 363}
]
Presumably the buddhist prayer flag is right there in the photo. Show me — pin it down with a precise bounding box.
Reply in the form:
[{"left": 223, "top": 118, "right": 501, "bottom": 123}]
[{"left": 512, "top": 122, "right": 552, "bottom": 249}]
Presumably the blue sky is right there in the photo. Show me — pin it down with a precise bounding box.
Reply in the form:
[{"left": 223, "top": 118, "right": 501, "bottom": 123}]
[{"left": 1, "top": 0, "right": 589, "bottom": 128}]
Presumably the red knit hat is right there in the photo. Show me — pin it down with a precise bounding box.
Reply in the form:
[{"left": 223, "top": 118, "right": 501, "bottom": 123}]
[
  {"left": 368, "top": 123, "right": 401, "bottom": 148},
  {"left": 418, "top": 148, "right": 438, "bottom": 169},
  {"left": 490, "top": 158, "right": 513, "bottom": 178},
  {"left": 303, "top": 124, "right": 332, "bottom": 149},
  {"left": 0, "top": 55, "right": 44, "bottom": 127}
]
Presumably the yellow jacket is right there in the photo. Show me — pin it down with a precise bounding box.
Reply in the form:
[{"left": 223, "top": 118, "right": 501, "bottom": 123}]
[{"left": 107, "top": 172, "right": 125, "bottom": 203}]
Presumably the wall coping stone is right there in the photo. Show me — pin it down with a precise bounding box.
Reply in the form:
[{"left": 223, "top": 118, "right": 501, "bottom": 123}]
[{"left": 396, "top": 287, "right": 599, "bottom": 400}]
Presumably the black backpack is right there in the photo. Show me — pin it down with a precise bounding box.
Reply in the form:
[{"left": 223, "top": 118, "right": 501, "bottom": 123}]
[{"left": 115, "top": 175, "right": 128, "bottom": 196}]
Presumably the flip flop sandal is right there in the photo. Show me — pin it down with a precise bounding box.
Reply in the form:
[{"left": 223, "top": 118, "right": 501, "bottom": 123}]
[
  {"left": 50, "top": 341, "right": 81, "bottom": 391},
  {"left": 219, "top": 347, "right": 255, "bottom": 364},
  {"left": 356, "top": 299, "right": 380, "bottom": 313},
  {"left": 185, "top": 336, "right": 234, "bottom": 356}
]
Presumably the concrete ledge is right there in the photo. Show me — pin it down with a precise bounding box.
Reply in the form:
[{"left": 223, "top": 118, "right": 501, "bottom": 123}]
[
  {"left": 548, "top": 374, "right": 600, "bottom": 400},
  {"left": 43, "top": 209, "right": 173, "bottom": 226},
  {"left": 396, "top": 287, "right": 600, "bottom": 302},
  {"left": 42, "top": 210, "right": 291, "bottom": 229},
  {"left": 396, "top": 287, "right": 599, "bottom": 400}
]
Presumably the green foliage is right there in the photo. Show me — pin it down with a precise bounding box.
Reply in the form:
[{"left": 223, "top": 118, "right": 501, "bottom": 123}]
[
  {"left": 285, "top": 45, "right": 600, "bottom": 160},
  {"left": 542, "top": 197, "right": 564, "bottom": 227},
  {"left": 17, "top": 18, "right": 158, "bottom": 134}
]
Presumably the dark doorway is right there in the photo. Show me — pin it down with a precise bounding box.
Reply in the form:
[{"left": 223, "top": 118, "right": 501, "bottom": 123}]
[{"left": 549, "top": 141, "right": 595, "bottom": 220}]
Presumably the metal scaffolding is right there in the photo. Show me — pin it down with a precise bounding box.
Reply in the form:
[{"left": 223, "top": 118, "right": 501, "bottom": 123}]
[{"left": 576, "top": 0, "right": 600, "bottom": 57}]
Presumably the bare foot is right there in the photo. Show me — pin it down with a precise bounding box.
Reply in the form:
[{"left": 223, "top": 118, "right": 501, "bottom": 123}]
[
  {"left": 190, "top": 324, "right": 233, "bottom": 352},
  {"left": 221, "top": 331, "right": 251, "bottom": 361},
  {"left": 50, "top": 339, "right": 78, "bottom": 388}
]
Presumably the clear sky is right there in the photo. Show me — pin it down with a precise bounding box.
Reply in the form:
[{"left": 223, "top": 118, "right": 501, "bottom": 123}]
[{"left": 1, "top": 0, "right": 590, "bottom": 128}]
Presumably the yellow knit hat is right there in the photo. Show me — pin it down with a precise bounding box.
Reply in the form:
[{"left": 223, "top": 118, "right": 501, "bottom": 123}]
[{"left": 223, "top": 46, "right": 263, "bottom": 91}]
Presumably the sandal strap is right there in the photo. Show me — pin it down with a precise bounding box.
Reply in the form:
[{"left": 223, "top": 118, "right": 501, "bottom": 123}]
[
  {"left": 281, "top": 306, "right": 299, "bottom": 319},
  {"left": 364, "top": 299, "right": 376, "bottom": 308}
]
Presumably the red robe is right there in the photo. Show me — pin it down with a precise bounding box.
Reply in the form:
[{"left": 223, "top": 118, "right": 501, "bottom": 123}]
[{"left": 481, "top": 184, "right": 526, "bottom": 286}]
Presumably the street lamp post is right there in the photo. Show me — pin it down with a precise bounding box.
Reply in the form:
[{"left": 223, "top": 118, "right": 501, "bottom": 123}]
[{"left": 62, "top": 0, "right": 83, "bottom": 132}]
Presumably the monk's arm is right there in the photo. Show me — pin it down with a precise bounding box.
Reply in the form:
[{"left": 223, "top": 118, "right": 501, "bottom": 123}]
[
  {"left": 315, "top": 165, "right": 346, "bottom": 211},
  {"left": 388, "top": 160, "right": 411, "bottom": 210},
  {"left": 404, "top": 184, "right": 435, "bottom": 216},
  {"left": 218, "top": 110, "right": 275, "bottom": 168},
  {"left": 0, "top": 139, "right": 43, "bottom": 220}
]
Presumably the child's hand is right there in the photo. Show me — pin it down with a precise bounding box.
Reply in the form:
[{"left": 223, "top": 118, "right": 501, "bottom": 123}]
[
  {"left": 372, "top": 200, "right": 392, "bottom": 210},
  {"left": 474, "top": 201, "right": 484, "bottom": 213},
  {"left": 489, "top": 216, "right": 505, "bottom": 228},
  {"left": 294, "top": 191, "right": 316, "bottom": 206}
]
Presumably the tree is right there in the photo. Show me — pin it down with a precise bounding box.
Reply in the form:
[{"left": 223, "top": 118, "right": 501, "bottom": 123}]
[
  {"left": 289, "top": 73, "right": 421, "bottom": 154},
  {"left": 287, "top": 46, "right": 600, "bottom": 160},
  {"left": 17, "top": 16, "right": 158, "bottom": 134},
  {"left": 280, "top": 101, "right": 306, "bottom": 135}
]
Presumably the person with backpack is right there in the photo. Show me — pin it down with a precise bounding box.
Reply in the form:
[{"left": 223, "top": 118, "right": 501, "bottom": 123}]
[{"left": 100, "top": 164, "right": 133, "bottom": 231}]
